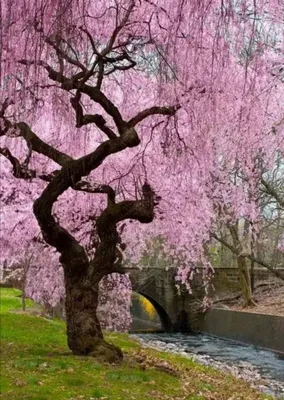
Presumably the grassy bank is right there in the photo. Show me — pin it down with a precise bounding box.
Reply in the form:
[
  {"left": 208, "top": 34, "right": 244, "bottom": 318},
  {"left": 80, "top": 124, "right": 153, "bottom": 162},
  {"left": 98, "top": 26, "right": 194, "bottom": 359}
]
[{"left": 0, "top": 288, "right": 276, "bottom": 400}]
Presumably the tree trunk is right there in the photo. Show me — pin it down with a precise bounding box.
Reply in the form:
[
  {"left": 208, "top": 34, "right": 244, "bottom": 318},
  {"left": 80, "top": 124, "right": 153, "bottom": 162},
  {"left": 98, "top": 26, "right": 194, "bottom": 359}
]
[
  {"left": 250, "top": 231, "right": 255, "bottom": 293},
  {"left": 64, "top": 271, "right": 123, "bottom": 363},
  {"left": 21, "top": 269, "right": 27, "bottom": 311},
  {"left": 21, "top": 284, "right": 26, "bottom": 311},
  {"left": 250, "top": 258, "right": 255, "bottom": 293},
  {"left": 228, "top": 222, "right": 256, "bottom": 307},
  {"left": 237, "top": 256, "right": 256, "bottom": 307}
]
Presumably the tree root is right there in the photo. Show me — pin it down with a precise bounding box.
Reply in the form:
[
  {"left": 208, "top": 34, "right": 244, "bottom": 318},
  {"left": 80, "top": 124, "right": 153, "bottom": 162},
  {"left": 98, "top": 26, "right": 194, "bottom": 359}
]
[
  {"left": 70, "top": 337, "right": 123, "bottom": 363},
  {"left": 89, "top": 339, "right": 123, "bottom": 364}
]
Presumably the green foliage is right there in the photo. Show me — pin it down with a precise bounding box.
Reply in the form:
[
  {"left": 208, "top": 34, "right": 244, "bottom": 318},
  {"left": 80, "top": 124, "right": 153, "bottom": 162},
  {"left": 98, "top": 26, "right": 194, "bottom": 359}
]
[{"left": 208, "top": 244, "right": 221, "bottom": 267}]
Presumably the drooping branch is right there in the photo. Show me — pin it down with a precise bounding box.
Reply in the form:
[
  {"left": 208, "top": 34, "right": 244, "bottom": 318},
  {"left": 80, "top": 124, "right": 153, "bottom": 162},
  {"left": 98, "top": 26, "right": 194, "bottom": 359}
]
[
  {"left": 0, "top": 150, "right": 116, "bottom": 203},
  {"left": 19, "top": 59, "right": 180, "bottom": 136},
  {"left": 20, "top": 59, "right": 127, "bottom": 134},
  {"left": 36, "top": 11, "right": 137, "bottom": 94},
  {"left": 212, "top": 233, "right": 284, "bottom": 281},
  {"left": 79, "top": 27, "right": 100, "bottom": 57},
  {"left": 16, "top": 122, "right": 72, "bottom": 165},
  {"left": 45, "top": 34, "right": 89, "bottom": 74},
  {"left": 102, "top": 0, "right": 135, "bottom": 57}
]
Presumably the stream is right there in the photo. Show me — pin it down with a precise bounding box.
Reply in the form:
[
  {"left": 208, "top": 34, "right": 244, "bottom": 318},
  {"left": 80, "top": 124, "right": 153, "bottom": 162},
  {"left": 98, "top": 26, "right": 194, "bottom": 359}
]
[{"left": 132, "top": 332, "right": 284, "bottom": 398}]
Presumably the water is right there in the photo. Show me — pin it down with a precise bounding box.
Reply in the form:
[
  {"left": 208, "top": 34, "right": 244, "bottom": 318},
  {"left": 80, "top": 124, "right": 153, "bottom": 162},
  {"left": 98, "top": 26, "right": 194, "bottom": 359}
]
[{"left": 134, "top": 332, "right": 284, "bottom": 382}]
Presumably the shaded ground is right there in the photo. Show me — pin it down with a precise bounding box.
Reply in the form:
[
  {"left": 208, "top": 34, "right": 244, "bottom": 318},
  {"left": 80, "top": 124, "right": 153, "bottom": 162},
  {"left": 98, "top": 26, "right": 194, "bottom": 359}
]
[
  {"left": 215, "top": 279, "right": 284, "bottom": 316},
  {"left": 0, "top": 288, "right": 276, "bottom": 400}
]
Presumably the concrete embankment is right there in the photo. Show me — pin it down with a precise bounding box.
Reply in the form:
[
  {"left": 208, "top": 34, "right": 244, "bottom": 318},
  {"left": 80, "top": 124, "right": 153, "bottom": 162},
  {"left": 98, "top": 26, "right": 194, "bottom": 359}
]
[{"left": 199, "top": 308, "right": 284, "bottom": 353}]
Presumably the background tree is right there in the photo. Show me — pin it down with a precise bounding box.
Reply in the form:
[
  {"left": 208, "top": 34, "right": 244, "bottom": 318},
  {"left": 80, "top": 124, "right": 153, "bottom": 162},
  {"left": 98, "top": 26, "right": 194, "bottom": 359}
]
[{"left": 211, "top": 155, "right": 284, "bottom": 306}]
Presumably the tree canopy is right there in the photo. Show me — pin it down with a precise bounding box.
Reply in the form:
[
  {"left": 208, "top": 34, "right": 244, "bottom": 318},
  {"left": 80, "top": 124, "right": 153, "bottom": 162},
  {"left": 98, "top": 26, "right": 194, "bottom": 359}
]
[{"left": 0, "top": 0, "right": 283, "bottom": 358}]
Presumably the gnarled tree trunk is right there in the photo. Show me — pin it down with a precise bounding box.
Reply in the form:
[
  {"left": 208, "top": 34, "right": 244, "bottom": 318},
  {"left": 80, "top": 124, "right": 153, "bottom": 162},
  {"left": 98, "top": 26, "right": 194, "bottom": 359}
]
[
  {"left": 64, "top": 269, "right": 123, "bottom": 362},
  {"left": 33, "top": 160, "right": 156, "bottom": 362}
]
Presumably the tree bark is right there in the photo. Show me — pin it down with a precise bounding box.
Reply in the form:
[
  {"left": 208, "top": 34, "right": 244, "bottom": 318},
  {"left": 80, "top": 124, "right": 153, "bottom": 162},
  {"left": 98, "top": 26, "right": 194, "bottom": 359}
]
[
  {"left": 237, "top": 256, "right": 256, "bottom": 307},
  {"left": 21, "top": 259, "right": 29, "bottom": 311},
  {"left": 250, "top": 258, "right": 255, "bottom": 294},
  {"left": 250, "top": 234, "right": 255, "bottom": 293},
  {"left": 21, "top": 283, "right": 26, "bottom": 311},
  {"left": 228, "top": 223, "right": 257, "bottom": 307},
  {"left": 64, "top": 269, "right": 123, "bottom": 363}
]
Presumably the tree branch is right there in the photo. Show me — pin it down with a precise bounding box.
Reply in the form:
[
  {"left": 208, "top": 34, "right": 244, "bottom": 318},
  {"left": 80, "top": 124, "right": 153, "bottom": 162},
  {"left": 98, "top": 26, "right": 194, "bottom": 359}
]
[
  {"left": 212, "top": 233, "right": 284, "bottom": 281},
  {"left": 45, "top": 34, "right": 88, "bottom": 74},
  {"left": 102, "top": 0, "right": 135, "bottom": 56},
  {"left": 128, "top": 105, "right": 180, "bottom": 126},
  {"left": 261, "top": 178, "right": 284, "bottom": 209},
  {"left": 33, "top": 128, "right": 140, "bottom": 271},
  {"left": 0, "top": 147, "right": 36, "bottom": 179},
  {"left": 73, "top": 181, "right": 115, "bottom": 205},
  {"left": 19, "top": 59, "right": 179, "bottom": 137},
  {"left": 0, "top": 151, "right": 117, "bottom": 205},
  {"left": 70, "top": 93, "right": 117, "bottom": 139},
  {"left": 90, "top": 182, "right": 157, "bottom": 278},
  {"left": 19, "top": 59, "right": 126, "bottom": 134},
  {"left": 16, "top": 122, "right": 72, "bottom": 166},
  {"left": 1, "top": 116, "right": 72, "bottom": 166}
]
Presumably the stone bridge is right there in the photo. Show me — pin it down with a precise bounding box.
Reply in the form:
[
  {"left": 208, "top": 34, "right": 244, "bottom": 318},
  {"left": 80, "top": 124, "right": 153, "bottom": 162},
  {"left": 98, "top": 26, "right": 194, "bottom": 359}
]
[
  {"left": 128, "top": 266, "right": 203, "bottom": 332},
  {"left": 128, "top": 266, "right": 284, "bottom": 333}
]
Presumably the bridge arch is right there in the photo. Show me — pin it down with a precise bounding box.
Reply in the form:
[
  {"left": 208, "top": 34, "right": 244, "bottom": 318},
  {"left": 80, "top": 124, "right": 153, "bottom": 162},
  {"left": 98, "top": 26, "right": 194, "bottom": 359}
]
[
  {"left": 129, "top": 268, "right": 194, "bottom": 333},
  {"left": 135, "top": 291, "right": 174, "bottom": 332}
]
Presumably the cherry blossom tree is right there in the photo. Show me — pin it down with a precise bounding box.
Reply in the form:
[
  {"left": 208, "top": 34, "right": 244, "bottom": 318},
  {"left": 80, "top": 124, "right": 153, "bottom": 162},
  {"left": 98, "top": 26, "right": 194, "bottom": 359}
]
[{"left": 1, "top": 0, "right": 283, "bottom": 361}]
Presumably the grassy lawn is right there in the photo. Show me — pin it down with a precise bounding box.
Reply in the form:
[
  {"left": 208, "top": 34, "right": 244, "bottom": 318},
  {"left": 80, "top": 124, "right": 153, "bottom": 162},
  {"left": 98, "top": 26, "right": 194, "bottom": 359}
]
[{"left": 0, "top": 288, "right": 277, "bottom": 400}]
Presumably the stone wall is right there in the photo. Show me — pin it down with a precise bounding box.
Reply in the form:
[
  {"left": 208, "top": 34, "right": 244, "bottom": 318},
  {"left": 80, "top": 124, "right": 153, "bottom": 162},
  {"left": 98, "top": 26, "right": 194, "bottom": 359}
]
[
  {"left": 199, "top": 308, "right": 284, "bottom": 353},
  {"left": 211, "top": 267, "right": 284, "bottom": 295}
]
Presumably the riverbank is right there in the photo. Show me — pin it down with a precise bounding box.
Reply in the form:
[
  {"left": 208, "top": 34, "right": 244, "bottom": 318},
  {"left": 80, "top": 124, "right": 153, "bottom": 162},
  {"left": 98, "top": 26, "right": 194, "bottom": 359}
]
[
  {"left": 0, "top": 288, "right": 279, "bottom": 400},
  {"left": 132, "top": 334, "right": 284, "bottom": 399}
]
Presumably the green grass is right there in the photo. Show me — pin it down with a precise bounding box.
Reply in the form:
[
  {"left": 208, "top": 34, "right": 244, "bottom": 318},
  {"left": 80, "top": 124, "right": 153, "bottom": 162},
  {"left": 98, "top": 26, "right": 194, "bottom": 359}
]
[{"left": 0, "top": 288, "right": 278, "bottom": 400}]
